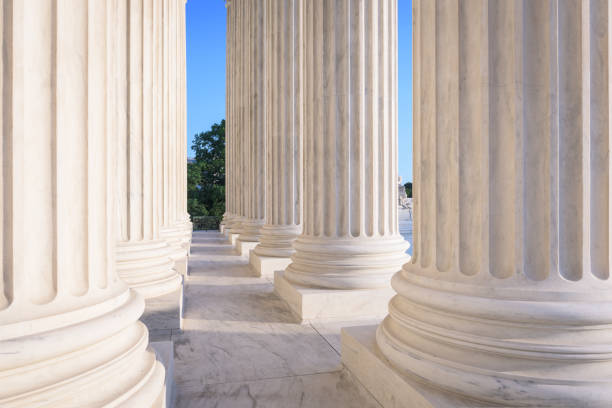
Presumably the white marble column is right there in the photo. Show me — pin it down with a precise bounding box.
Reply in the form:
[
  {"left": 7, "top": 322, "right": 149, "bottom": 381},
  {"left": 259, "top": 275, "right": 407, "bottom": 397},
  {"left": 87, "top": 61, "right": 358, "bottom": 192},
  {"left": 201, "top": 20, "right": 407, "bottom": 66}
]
[
  {"left": 0, "top": 1, "right": 165, "bottom": 405},
  {"left": 275, "top": 0, "right": 408, "bottom": 321},
  {"left": 236, "top": 0, "right": 266, "bottom": 257},
  {"left": 250, "top": 0, "right": 302, "bottom": 278},
  {"left": 221, "top": 1, "right": 232, "bottom": 234},
  {"left": 160, "top": 0, "right": 190, "bottom": 275},
  {"left": 343, "top": 2, "right": 612, "bottom": 407},
  {"left": 116, "top": 0, "right": 182, "bottom": 300},
  {"left": 226, "top": 0, "right": 246, "bottom": 245}
]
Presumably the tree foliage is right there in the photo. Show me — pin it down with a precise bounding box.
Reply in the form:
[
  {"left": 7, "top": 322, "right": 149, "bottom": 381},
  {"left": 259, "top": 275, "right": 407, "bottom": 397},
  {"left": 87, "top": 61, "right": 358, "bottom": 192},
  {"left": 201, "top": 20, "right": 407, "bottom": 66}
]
[
  {"left": 404, "top": 182, "right": 412, "bottom": 198},
  {"left": 188, "top": 120, "right": 226, "bottom": 220}
]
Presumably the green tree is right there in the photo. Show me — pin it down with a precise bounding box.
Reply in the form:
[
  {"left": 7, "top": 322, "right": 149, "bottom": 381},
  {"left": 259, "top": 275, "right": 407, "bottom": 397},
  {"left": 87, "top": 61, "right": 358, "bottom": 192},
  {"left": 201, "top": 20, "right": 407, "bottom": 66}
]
[
  {"left": 404, "top": 182, "right": 412, "bottom": 198},
  {"left": 192, "top": 120, "right": 225, "bottom": 187},
  {"left": 188, "top": 120, "right": 226, "bottom": 221}
]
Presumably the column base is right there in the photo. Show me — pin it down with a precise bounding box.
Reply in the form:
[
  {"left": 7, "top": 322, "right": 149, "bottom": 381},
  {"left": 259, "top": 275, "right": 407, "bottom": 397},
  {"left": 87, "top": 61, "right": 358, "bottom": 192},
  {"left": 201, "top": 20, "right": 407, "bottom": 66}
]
[
  {"left": 249, "top": 252, "right": 292, "bottom": 278},
  {"left": 274, "top": 271, "right": 393, "bottom": 322},
  {"left": 150, "top": 341, "right": 176, "bottom": 408},
  {"left": 341, "top": 325, "right": 480, "bottom": 408},
  {"left": 141, "top": 285, "right": 184, "bottom": 331},
  {"left": 219, "top": 224, "right": 225, "bottom": 234},
  {"left": 236, "top": 239, "right": 258, "bottom": 257}
]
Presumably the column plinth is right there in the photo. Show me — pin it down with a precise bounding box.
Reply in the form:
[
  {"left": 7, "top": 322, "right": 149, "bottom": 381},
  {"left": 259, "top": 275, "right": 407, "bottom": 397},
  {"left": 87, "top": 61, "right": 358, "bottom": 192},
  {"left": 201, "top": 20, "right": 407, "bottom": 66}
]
[
  {"left": 343, "top": 1, "right": 612, "bottom": 406},
  {"left": 0, "top": 1, "right": 165, "bottom": 404}
]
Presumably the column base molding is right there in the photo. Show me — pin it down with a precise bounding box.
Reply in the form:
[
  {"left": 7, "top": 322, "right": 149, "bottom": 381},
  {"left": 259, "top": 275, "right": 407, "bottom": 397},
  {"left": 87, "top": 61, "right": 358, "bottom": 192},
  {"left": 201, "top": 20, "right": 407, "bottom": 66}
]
[
  {"left": 249, "top": 252, "right": 292, "bottom": 278},
  {"left": 116, "top": 240, "right": 183, "bottom": 299},
  {"left": 274, "top": 270, "right": 393, "bottom": 323},
  {"left": 0, "top": 290, "right": 166, "bottom": 407},
  {"left": 341, "top": 325, "right": 478, "bottom": 408},
  {"left": 236, "top": 239, "right": 258, "bottom": 257}
]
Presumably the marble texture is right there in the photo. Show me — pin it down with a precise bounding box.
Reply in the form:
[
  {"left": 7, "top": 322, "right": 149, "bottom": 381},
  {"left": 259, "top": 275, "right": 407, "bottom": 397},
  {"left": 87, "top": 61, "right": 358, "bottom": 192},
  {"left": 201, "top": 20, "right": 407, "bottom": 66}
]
[
  {"left": 114, "top": 0, "right": 182, "bottom": 300},
  {"left": 275, "top": 271, "right": 394, "bottom": 323},
  {"left": 342, "top": 326, "right": 479, "bottom": 408},
  {"left": 236, "top": 0, "right": 266, "bottom": 244},
  {"left": 177, "top": 370, "right": 381, "bottom": 408},
  {"left": 280, "top": 0, "right": 408, "bottom": 304},
  {"left": 142, "top": 285, "right": 184, "bottom": 331},
  {"left": 250, "top": 252, "right": 293, "bottom": 278},
  {"left": 357, "top": 1, "right": 612, "bottom": 406},
  {"left": 251, "top": 0, "right": 303, "bottom": 260},
  {"left": 172, "top": 231, "right": 382, "bottom": 407},
  {"left": 236, "top": 239, "right": 258, "bottom": 258},
  {"left": 0, "top": 1, "right": 166, "bottom": 404}
]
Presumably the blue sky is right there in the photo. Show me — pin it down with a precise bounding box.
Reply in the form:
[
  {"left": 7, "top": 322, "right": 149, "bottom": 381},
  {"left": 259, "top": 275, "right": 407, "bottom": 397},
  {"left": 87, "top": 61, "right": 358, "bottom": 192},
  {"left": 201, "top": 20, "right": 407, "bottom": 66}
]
[{"left": 186, "top": 1, "right": 412, "bottom": 182}]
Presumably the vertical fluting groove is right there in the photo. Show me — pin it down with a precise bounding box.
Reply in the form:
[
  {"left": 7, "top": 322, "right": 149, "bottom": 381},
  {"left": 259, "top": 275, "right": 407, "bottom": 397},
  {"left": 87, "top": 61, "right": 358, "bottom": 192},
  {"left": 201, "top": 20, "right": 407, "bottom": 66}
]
[
  {"left": 1, "top": 0, "right": 13, "bottom": 306},
  {"left": 142, "top": 0, "right": 152, "bottom": 240},
  {"left": 458, "top": 0, "right": 487, "bottom": 277},
  {"left": 558, "top": 0, "right": 584, "bottom": 281},
  {"left": 488, "top": 1, "right": 520, "bottom": 279},
  {"left": 589, "top": 0, "right": 610, "bottom": 280},
  {"left": 323, "top": 0, "right": 334, "bottom": 237},
  {"left": 391, "top": 0, "right": 398, "bottom": 235},
  {"left": 56, "top": 0, "right": 89, "bottom": 296},
  {"left": 381, "top": 0, "right": 390, "bottom": 237},
  {"left": 419, "top": 0, "right": 434, "bottom": 269},
  {"left": 349, "top": 0, "right": 361, "bottom": 238},
  {"left": 338, "top": 0, "right": 348, "bottom": 238},
  {"left": 522, "top": 0, "right": 551, "bottom": 281},
  {"left": 434, "top": 0, "right": 458, "bottom": 273},
  {"left": 412, "top": 0, "right": 420, "bottom": 264},
  {"left": 580, "top": 0, "right": 591, "bottom": 282},
  {"left": 88, "top": 0, "right": 108, "bottom": 289},
  {"left": 369, "top": 0, "right": 379, "bottom": 238},
  {"left": 357, "top": 0, "right": 366, "bottom": 237}
]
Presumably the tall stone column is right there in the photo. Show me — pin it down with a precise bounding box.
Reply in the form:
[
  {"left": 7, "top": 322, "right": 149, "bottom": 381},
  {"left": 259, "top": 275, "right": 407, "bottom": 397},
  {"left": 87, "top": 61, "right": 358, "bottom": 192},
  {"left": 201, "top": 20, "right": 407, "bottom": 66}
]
[
  {"left": 275, "top": 0, "right": 408, "bottom": 321},
  {"left": 226, "top": 0, "right": 246, "bottom": 245},
  {"left": 236, "top": 0, "right": 266, "bottom": 257},
  {"left": 343, "top": 2, "right": 612, "bottom": 406},
  {"left": 250, "top": 0, "right": 303, "bottom": 278},
  {"left": 0, "top": 1, "right": 165, "bottom": 405},
  {"left": 221, "top": 1, "right": 232, "bottom": 234},
  {"left": 116, "top": 0, "right": 182, "bottom": 300},
  {"left": 160, "top": 0, "right": 189, "bottom": 275}
]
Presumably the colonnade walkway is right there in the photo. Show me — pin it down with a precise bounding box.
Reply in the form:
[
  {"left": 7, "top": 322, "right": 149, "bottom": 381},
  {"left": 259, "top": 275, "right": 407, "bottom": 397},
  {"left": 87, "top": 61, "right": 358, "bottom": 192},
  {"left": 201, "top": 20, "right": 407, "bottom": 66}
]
[{"left": 164, "top": 231, "right": 383, "bottom": 407}]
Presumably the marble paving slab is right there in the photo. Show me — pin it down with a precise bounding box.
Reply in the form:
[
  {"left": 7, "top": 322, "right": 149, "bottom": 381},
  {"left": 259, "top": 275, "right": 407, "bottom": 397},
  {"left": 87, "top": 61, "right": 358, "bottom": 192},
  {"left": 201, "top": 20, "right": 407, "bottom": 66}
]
[
  {"left": 171, "top": 231, "right": 383, "bottom": 407},
  {"left": 176, "top": 369, "right": 382, "bottom": 408}
]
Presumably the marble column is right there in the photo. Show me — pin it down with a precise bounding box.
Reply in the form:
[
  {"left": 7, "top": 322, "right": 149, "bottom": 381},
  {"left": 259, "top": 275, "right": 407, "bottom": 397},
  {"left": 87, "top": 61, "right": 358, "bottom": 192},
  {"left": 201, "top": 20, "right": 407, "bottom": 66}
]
[
  {"left": 250, "top": 0, "right": 303, "bottom": 278},
  {"left": 116, "top": 0, "right": 182, "bottom": 300},
  {"left": 220, "top": 1, "right": 232, "bottom": 234},
  {"left": 275, "top": 0, "right": 408, "bottom": 321},
  {"left": 226, "top": 0, "right": 246, "bottom": 246},
  {"left": 343, "top": 1, "right": 612, "bottom": 407},
  {"left": 0, "top": 1, "right": 166, "bottom": 405},
  {"left": 160, "top": 0, "right": 189, "bottom": 275},
  {"left": 236, "top": 0, "right": 266, "bottom": 258}
]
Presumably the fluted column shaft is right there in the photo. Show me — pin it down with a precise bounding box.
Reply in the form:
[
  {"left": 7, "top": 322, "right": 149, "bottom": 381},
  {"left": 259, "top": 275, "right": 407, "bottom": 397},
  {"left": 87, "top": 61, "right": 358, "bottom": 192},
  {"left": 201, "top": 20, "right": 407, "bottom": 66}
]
[
  {"left": 0, "top": 1, "right": 165, "bottom": 405},
  {"left": 377, "top": 2, "right": 612, "bottom": 406},
  {"left": 237, "top": 0, "right": 266, "bottom": 243},
  {"left": 161, "top": 0, "right": 191, "bottom": 259},
  {"left": 284, "top": 0, "right": 407, "bottom": 290},
  {"left": 115, "top": 0, "right": 182, "bottom": 299},
  {"left": 253, "top": 0, "right": 302, "bottom": 258}
]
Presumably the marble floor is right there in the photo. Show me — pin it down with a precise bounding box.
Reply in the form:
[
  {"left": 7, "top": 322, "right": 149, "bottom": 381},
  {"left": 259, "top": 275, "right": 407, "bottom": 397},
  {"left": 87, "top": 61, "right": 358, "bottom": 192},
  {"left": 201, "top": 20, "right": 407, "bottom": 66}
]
[{"left": 157, "top": 230, "right": 384, "bottom": 408}]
